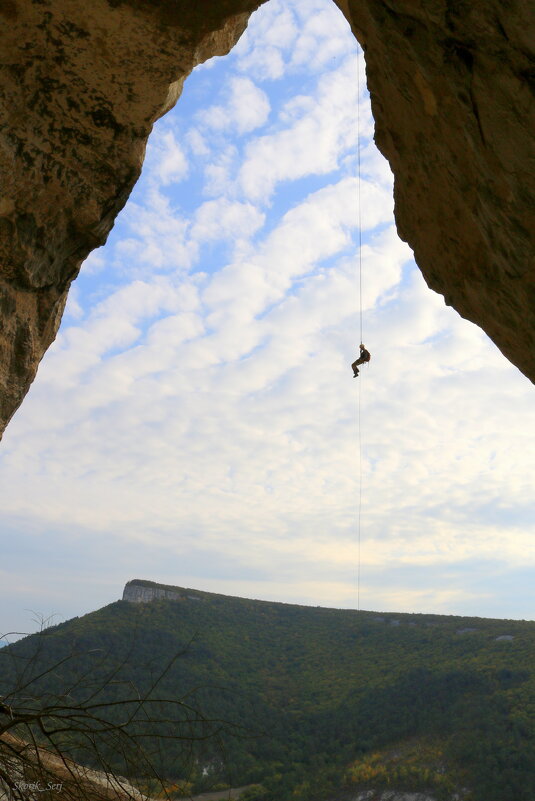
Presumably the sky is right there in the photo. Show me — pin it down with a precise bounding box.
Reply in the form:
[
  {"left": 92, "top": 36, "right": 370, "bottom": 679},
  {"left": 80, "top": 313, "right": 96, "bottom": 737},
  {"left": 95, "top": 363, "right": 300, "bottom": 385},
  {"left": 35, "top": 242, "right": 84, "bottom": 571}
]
[{"left": 0, "top": 0, "right": 534, "bottom": 640}]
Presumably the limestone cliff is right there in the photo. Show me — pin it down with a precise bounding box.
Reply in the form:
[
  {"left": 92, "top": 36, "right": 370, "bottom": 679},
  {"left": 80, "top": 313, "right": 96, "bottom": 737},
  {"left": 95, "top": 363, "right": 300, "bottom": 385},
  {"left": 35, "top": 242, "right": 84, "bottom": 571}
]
[
  {"left": 0, "top": 0, "right": 533, "bottom": 437},
  {"left": 337, "top": 0, "right": 535, "bottom": 381},
  {"left": 122, "top": 579, "right": 201, "bottom": 603}
]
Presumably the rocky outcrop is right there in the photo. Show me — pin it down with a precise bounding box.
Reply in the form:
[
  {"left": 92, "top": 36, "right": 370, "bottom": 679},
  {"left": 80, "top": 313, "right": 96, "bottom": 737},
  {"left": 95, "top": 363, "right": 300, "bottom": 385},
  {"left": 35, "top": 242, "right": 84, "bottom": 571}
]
[
  {"left": 123, "top": 579, "right": 201, "bottom": 604},
  {"left": 337, "top": 0, "right": 535, "bottom": 382},
  {"left": 0, "top": 0, "right": 533, "bottom": 437},
  {"left": 123, "top": 583, "right": 183, "bottom": 604},
  {"left": 0, "top": 732, "right": 151, "bottom": 800}
]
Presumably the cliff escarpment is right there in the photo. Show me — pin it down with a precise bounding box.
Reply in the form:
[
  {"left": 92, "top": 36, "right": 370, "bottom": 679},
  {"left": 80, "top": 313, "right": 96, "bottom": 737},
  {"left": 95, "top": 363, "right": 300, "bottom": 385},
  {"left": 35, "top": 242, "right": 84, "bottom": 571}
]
[
  {"left": 123, "top": 578, "right": 202, "bottom": 604},
  {"left": 339, "top": 0, "right": 535, "bottom": 379},
  {"left": 0, "top": 0, "right": 533, "bottom": 436},
  {"left": 3, "top": 583, "right": 534, "bottom": 799}
]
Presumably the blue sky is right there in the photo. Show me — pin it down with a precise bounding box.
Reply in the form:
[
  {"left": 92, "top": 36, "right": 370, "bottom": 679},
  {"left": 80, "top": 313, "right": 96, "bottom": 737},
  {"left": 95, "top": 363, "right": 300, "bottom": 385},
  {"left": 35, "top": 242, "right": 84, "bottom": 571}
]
[{"left": 0, "top": 0, "right": 534, "bottom": 639}]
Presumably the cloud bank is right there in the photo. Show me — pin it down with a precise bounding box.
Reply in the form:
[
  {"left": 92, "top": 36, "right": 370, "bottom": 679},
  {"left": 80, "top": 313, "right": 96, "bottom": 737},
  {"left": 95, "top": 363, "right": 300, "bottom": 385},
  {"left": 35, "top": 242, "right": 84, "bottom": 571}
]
[{"left": 0, "top": 0, "right": 533, "bottom": 634}]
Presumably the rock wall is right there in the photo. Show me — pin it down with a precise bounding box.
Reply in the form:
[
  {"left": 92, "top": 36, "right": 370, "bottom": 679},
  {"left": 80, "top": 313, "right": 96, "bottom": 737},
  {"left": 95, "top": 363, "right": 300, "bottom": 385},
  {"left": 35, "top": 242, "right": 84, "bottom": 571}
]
[
  {"left": 0, "top": 0, "right": 267, "bottom": 437},
  {"left": 123, "top": 582, "right": 183, "bottom": 604},
  {"left": 0, "top": 731, "right": 150, "bottom": 801},
  {"left": 0, "top": 0, "right": 533, "bottom": 437},
  {"left": 337, "top": 0, "right": 535, "bottom": 381},
  {"left": 122, "top": 579, "right": 200, "bottom": 603}
]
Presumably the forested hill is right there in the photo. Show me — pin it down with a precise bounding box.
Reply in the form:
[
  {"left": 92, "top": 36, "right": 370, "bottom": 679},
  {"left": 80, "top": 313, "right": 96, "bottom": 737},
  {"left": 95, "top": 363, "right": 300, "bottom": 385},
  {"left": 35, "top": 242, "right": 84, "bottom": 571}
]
[{"left": 1, "top": 580, "right": 534, "bottom": 801}]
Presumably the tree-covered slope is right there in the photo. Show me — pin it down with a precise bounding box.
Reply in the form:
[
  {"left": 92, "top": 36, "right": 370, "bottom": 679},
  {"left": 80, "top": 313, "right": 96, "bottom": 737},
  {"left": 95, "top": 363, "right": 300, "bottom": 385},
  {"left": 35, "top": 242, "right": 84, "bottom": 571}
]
[{"left": 1, "top": 581, "right": 533, "bottom": 801}]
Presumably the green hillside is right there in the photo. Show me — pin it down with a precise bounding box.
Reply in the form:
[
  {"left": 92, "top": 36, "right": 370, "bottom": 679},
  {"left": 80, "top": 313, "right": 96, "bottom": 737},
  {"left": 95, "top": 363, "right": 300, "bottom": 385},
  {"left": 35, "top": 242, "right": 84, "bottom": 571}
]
[{"left": 1, "top": 580, "right": 534, "bottom": 801}]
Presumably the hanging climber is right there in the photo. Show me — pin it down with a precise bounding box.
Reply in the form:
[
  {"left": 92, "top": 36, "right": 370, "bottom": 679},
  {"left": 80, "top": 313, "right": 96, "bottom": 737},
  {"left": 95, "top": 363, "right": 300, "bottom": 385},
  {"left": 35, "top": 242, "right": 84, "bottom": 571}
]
[{"left": 352, "top": 344, "right": 371, "bottom": 377}]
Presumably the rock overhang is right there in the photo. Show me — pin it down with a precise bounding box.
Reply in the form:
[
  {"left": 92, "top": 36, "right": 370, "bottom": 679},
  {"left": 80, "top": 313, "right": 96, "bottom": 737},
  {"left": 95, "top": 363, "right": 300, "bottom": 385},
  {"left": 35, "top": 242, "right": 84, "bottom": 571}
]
[{"left": 0, "top": 0, "right": 533, "bottom": 438}]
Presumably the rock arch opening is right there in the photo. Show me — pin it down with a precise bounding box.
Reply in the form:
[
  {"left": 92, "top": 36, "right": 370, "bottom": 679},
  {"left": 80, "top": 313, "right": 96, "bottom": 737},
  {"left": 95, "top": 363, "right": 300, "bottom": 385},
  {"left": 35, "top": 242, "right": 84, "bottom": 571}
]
[
  {"left": 0, "top": 0, "right": 533, "bottom": 622},
  {"left": 0, "top": 0, "right": 534, "bottom": 442}
]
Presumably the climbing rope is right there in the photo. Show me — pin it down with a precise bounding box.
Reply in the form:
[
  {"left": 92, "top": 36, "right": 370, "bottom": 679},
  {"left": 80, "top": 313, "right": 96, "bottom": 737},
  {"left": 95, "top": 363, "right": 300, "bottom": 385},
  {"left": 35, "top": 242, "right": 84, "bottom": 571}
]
[
  {"left": 356, "top": 44, "right": 364, "bottom": 348},
  {"left": 357, "top": 367, "right": 363, "bottom": 612},
  {"left": 356, "top": 42, "right": 364, "bottom": 613}
]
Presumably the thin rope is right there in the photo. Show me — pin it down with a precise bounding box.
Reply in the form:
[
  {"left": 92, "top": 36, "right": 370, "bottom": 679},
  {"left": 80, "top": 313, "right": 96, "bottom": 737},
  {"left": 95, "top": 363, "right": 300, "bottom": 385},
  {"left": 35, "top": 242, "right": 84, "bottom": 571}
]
[
  {"left": 356, "top": 43, "right": 363, "bottom": 613},
  {"left": 356, "top": 44, "right": 363, "bottom": 346},
  {"left": 357, "top": 369, "right": 362, "bottom": 612}
]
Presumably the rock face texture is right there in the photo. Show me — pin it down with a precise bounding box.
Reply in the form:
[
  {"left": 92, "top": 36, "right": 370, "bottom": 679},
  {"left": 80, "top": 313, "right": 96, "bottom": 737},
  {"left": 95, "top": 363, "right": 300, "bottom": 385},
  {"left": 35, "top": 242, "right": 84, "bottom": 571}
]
[
  {"left": 0, "top": 0, "right": 267, "bottom": 437},
  {"left": 0, "top": 0, "right": 533, "bottom": 437},
  {"left": 338, "top": 0, "right": 535, "bottom": 381},
  {"left": 123, "top": 579, "right": 201, "bottom": 604},
  {"left": 0, "top": 732, "right": 150, "bottom": 800}
]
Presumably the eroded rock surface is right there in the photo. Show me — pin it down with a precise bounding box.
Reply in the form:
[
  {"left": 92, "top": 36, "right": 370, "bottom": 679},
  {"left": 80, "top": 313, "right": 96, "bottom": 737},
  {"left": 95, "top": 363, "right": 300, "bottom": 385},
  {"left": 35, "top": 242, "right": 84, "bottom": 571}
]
[
  {"left": 0, "top": 732, "right": 152, "bottom": 800},
  {"left": 338, "top": 0, "right": 535, "bottom": 381},
  {"left": 0, "top": 0, "right": 533, "bottom": 437},
  {"left": 0, "top": 0, "right": 266, "bottom": 436},
  {"left": 123, "top": 579, "right": 202, "bottom": 604}
]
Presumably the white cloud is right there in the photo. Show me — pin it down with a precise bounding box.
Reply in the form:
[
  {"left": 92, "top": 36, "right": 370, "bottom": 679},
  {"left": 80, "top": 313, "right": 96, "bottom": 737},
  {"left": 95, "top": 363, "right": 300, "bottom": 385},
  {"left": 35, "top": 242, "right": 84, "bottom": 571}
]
[
  {"left": 360, "top": 141, "right": 395, "bottom": 190},
  {"left": 80, "top": 247, "right": 106, "bottom": 276},
  {"left": 31, "top": 277, "right": 195, "bottom": 403},
  {"left": 191, "top": 198, "right": 265, "bottom": 244},
  {"left": 113, "top": 189, "right": 196, "bottom": 275},
  {"left": 64, "top": 285, "right": 84, "bottom": 320},
  {"left": 234, "top": 3, "right": 297, "bottom": 80},
  {"left": 238, "top": 55, "right": 370, "bottom": 202},
  {"left": 202, "top": 144, "right": 239, "bottom": 197},
  {"left": 198, "top": 77, "right": 270, "bottom": 135},
  {"left": 151, "top": 129, "right": 188, "bottom": 185},
  {"left": 234, "top": 0, "right": 353, "bottom": 79},
  {"left": 237, "top": 45, "right": 286, "bottom": 81},
  {"left": 254, "top": 177, "right": 395, "bottom": 287},
  {"left": 0, "top": 0, "right": 534, "bottom": 629},
  {"left": 186, "top": 127, "right": 210, "bottom": 157},
  {"left": 200, "top": 176, "right": 381, "bottom": 341},
  {"left": 289, "top": 5, "right": 351, "bottom": 71}
]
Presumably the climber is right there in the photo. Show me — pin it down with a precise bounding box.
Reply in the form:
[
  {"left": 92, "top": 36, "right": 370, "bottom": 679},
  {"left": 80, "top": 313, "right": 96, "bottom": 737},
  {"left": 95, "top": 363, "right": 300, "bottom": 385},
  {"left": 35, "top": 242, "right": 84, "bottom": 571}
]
[{"left": 352, "top": 344, "right": 371, "bottom": 377}]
